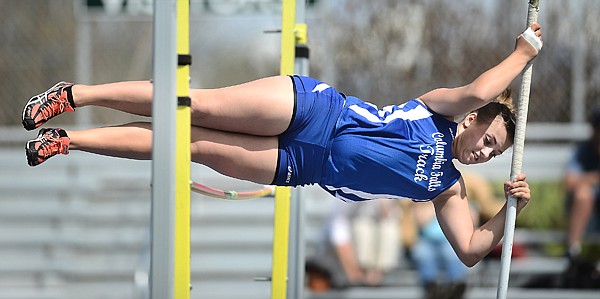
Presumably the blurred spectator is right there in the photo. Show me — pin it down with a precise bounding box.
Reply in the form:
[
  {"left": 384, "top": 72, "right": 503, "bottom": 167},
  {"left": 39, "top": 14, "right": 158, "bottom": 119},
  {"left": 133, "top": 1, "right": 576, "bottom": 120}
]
[
  {"left": 461, "top": 171, "right": 504, "bottom": 222},
  {"left": 306, "top": 199, "right": 401, "bottom": 291},
  {"left": 564, "top": 109, "right": 600, "bottom": 259}
]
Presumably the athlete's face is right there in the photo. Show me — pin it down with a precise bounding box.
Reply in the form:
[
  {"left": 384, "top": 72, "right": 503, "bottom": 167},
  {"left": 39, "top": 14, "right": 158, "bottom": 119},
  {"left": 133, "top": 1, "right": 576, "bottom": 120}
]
[{"left": 453, "top": 113, "right": 512, "bottom": 165}]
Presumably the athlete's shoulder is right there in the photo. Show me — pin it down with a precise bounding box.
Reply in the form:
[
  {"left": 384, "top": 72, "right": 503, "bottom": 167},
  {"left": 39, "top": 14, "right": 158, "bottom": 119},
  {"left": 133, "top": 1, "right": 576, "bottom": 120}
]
[{"left": 414, "top": 98, "right": 455, "bottom": 122}]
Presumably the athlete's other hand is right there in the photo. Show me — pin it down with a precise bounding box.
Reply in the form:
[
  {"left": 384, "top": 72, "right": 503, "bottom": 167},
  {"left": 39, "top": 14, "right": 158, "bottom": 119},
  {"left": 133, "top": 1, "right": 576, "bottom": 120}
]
[{"left": 504, "top": 173, "right": 531, "bottom": 211}]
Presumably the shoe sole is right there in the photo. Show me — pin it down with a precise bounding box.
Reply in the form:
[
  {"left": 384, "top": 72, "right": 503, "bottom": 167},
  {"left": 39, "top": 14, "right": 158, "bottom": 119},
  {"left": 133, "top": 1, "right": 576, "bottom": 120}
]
[
  {"left": 22, "top": 118, "right": 37, "bottom": 131},
  {"left": 25, "top": 140, "right": 38, "bottom": 166},
  {"left": 22, "top": 95, "right": 42, "bottom": 131}
]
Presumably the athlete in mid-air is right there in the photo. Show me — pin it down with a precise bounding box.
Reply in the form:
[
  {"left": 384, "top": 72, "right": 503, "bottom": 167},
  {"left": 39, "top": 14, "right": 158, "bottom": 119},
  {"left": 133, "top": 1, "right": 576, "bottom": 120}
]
[{"left": 22, "top": 23, "right": 542, "bottom": 267}]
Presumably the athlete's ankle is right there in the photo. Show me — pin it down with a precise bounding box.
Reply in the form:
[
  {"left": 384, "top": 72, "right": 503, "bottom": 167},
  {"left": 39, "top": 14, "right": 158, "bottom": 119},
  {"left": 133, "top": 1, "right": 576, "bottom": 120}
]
[
  {"left": 69, "top": 84, "right": 83, "bottom": 108},
  {"left": 64, "top": 84, "right": 76, "bottom": 109}
]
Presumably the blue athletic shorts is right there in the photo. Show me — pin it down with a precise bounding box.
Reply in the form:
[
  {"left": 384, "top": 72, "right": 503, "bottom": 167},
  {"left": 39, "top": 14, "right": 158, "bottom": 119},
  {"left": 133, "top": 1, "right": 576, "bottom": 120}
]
[{"left": 271, "top": 75, "right": 346, "bottom": 186}]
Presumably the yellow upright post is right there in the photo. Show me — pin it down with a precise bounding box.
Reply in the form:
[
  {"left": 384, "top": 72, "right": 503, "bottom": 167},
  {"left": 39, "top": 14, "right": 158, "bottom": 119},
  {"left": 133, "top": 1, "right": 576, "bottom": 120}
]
[
  {"left": 271, "top": 187, "right": 291, "bottom": 299},
  {"left": 279, "top": 0, "right": 296, "bottom": 75},
  {"left": 174, "top": 0, "right": 191, "bottom": 298},
  {"left": 271, "top": 1, "right": 295, "bottom": 298}
]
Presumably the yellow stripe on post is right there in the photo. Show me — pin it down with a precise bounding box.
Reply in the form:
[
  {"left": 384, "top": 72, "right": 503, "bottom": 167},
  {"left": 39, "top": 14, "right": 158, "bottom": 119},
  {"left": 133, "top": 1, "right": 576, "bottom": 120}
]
[
  {"left": 271, "top": 186, "right": 291, "bottom": 299},
  {"left": 279, "top": 0, "right": 296, "bottom": 76},
  {"left": 294, "top": 23, "right": 307, "bottom": 46},
  {"left": 174, "top": 0, "right": 191, "bottom": 298},
  {"left": 272, "top": 1, "right": 295, "bottom": 298}
]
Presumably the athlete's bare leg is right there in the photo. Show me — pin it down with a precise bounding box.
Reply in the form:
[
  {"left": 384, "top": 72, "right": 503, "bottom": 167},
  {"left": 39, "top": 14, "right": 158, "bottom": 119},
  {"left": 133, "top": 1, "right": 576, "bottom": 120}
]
[
  {"left": 67, "top": 122, "right": 278, "bottom": 184},
  {"left": 567, "top": 186, "right": 595, "bottom": 256},
  {"left": 71, "top": 76, "right": 294, "bottom": 136},
  {"left": 72, "top": 81, "right": 154, "bottom": 117},
  {"left": 189, "top": 76, "right": 294, "bottom": 136}
]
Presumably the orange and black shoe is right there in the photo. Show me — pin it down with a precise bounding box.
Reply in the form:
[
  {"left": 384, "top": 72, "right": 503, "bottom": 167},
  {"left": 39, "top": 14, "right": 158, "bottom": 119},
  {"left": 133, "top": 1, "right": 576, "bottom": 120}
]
[
  {"left": 22, "top": 82, "right": 76, "bottom": 131},
  {"left": 25, "top": 128, "right": 70, "bottom": 166}
]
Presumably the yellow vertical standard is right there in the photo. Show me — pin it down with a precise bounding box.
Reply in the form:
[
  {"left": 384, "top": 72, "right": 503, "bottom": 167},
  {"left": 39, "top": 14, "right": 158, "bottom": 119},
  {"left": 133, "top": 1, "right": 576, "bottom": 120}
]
[
  {"left": 271, "top": 0, "right": 295, "bottom": 298},
  {"left": 174, "top": 0, "right": 191, "bottom": 298},
  {"left": 279, "top": 0, "right": 296, "bottom": 76}
]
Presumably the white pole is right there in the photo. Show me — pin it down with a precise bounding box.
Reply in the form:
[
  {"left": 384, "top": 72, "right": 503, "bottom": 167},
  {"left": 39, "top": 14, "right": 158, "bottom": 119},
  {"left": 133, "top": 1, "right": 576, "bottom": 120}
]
[
  {"left": 150, "top": 0, "right": 177, "bottom": 298},
  {"left": 496, "top": 1, "right": 539, "bottom": 299}
]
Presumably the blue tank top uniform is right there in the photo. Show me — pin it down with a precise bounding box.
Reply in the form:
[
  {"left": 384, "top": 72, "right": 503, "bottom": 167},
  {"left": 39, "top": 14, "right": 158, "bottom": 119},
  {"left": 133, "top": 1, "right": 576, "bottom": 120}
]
[
  {"left": 321, "top": 96, "right": 461, "bottom": 202},
  {"left": 275, "top": 76, "right": 461, "bottom": 202}
]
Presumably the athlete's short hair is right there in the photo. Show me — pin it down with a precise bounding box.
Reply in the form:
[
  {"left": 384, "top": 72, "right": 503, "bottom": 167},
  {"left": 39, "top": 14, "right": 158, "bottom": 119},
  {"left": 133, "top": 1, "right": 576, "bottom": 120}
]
[{"left": 473, "top": 89, "right": 516, "bottom": 141}]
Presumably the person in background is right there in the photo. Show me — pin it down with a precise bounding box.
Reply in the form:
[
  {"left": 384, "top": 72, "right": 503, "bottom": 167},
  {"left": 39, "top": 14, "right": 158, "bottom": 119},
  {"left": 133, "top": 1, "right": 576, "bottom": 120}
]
[
  {"left": 306, "top": 199, "right": 401, "bottom": 290},
  {"left": 564, "top": 108, "right": 600, "bottom": 260}
]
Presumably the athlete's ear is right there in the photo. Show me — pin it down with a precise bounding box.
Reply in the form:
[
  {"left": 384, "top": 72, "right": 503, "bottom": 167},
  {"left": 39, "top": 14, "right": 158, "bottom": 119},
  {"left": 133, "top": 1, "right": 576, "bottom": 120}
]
[{"left": 462, "top": 113, "right": 477, "bottom": 128}]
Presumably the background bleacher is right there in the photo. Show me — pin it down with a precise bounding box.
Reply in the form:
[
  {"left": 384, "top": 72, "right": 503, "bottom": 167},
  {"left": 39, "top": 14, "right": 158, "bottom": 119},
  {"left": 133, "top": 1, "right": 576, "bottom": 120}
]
[{"left": 1, "top": 145, "right": 599, "bottom": 299}]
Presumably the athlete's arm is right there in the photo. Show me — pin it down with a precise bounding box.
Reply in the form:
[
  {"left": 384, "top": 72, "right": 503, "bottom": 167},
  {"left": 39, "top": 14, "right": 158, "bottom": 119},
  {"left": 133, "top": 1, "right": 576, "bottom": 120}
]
[
  {"left": 432, "top": 174, "right": 531, "bottom": 267},
  {"left": 419, "top": 23, "right": 542, "bottom": 118}
]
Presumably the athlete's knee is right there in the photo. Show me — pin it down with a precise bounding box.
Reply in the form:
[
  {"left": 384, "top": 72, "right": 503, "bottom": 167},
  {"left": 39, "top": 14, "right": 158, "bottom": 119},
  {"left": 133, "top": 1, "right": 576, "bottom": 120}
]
[{"left": 189, "top": 89, "right": 214, "bottom": 118}]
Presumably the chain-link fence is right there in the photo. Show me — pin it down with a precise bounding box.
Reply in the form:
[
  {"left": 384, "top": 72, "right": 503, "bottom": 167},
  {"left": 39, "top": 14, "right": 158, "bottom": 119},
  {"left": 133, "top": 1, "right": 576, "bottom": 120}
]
[{"left": 1, "top": 0, "right": 599, "bottom": 134}]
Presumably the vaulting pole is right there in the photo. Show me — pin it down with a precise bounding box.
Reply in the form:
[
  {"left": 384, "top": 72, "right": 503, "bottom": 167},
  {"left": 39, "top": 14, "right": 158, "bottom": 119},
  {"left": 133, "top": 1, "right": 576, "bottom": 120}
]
[{"left": 496, "top": 1, "right": 539, "bottom": 299}]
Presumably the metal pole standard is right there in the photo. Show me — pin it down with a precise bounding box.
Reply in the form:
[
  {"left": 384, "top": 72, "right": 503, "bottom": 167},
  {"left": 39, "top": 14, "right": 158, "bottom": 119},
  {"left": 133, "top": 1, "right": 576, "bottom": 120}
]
[
  {"left": 287, "top": 1, "right": 309, "bottom": 297},
  {"left": 496, "top": 1, "right": 539, "bottom": 299},
  {"left": 150, "top": 0, "right": 177, "bottom": 298}
]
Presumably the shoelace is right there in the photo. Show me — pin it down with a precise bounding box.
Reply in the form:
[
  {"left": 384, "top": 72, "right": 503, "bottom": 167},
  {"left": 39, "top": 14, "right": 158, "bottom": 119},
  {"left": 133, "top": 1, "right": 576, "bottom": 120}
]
[
  {"left": 39, "top": 89, "right": 69, "bottom": 120},
  {"left": 37, "top": 131, "right": 67, "bottom": 158}
]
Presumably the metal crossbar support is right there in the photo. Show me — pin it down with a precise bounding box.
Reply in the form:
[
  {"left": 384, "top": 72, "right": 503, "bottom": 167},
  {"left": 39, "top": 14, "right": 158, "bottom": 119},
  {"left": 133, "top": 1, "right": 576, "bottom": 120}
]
[
  {"left": 150, "top": 0, "right": 191, "bottom": 298},
  {"left": 496, "top": 1, "right": 539, "bottom": 299},
  {"left": 150, "top": 0, "right": 177, "bottom": 298},
  {"left": 287, "top": 1, "right": 309, "bottom": 298}
]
